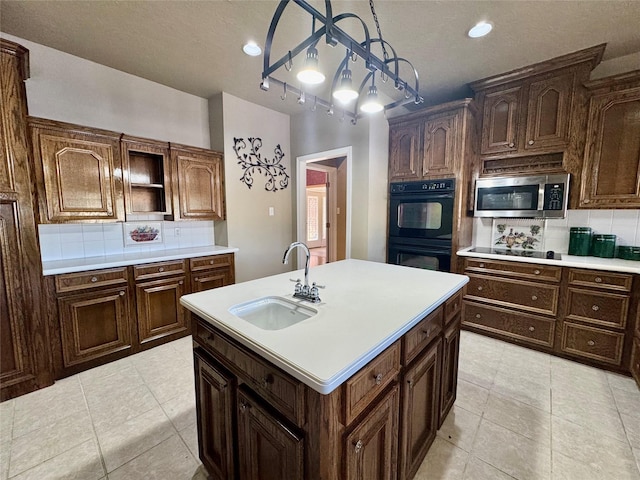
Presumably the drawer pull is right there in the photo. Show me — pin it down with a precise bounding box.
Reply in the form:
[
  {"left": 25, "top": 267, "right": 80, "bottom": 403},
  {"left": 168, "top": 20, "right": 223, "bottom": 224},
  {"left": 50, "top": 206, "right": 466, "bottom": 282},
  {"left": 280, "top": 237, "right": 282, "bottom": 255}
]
[
  {"left": 531, "top": 295, "right": 538, "bottom": 301},
  {"left": 119, "top": 291, "right": 125, "bottom": 296},
  {"left": 422, "top": 328, "right": 432, "bottom": 337},
  {"left": 479, "top": 263, "right": 485, "bottom": 268},
  {"left": 374, "top": 373, "right": 383, "bottom": 385},
  {"left": 475, "top": 314, "right": 481, "bottom": 319},
  {"left": 534, "top": 269, "right": 541, "bottom": 275},
  {"left": 210, "top": 260, "right": 214, "bottom": 265},
  {"left": 261, "top": 374, "right": 274, "bottom": 388},
  {"left": 194, "top": 277, "right": 199, "bottom": 282},
  {"left": 592, "top": 305, "right": 600, "bottom": 311},
  {"left": 528, "top": 326, "right": 535, "bottom": 332},
  {"left": 587, "top": 340, "right": 596, "bottom": 346},
  {"left": 354, "top": 440, "right": 363, "bottom": 453},
  {"left": 91, "top": 276, "right": 98, "bottom": 283},
  {"left": 179, "top": 280, "right": 184, "bottom": 285},
  {"left": 477, "top": 286, "right": 483, "bottom": 291},
  {"left": 528, "top": 140, "right": 535, "bottom": 145},
  {"left": 239, "top": 401, "right": 249, "bottom": 412},
  {"left": 595, "top": 277, "right": 602, "bottom": 283},
  {"left": 508, "top": 142, "right": 515, "bottom": 148},
  {"left": 158, "top": 267, "right": 165, "bottom": 272}
]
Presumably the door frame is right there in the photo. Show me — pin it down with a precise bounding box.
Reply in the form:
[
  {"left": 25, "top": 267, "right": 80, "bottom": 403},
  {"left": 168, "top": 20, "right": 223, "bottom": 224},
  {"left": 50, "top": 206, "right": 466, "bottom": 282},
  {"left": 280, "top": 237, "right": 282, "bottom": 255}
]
[{"left": 296, "top": 147, "right": 352, "bottom": 266}]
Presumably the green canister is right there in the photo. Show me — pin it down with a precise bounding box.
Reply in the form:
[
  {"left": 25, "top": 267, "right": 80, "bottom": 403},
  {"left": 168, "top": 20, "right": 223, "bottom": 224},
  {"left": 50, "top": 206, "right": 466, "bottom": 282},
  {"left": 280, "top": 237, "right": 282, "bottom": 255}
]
[
  {"left": 617, "top": 246, "right": 640, "bottom": 261},
  {"left": 568, "top": 227, "right": 592, "bottom": 256},
  {"left": 591, "top": 234, "right": 616, "bottom": 258}
]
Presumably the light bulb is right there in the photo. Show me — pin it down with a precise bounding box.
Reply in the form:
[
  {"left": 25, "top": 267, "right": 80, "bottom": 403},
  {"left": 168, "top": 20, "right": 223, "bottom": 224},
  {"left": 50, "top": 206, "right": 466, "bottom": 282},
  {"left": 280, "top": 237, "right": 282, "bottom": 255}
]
[
  {"left": 297, "top": 47, "right": 325, "bottom": 85},
  {"left": 360, "top": 85, "right": 383, "bottom": 113},
  {"left": 332, "top": 69, "right": 358, "bottom": 103}
]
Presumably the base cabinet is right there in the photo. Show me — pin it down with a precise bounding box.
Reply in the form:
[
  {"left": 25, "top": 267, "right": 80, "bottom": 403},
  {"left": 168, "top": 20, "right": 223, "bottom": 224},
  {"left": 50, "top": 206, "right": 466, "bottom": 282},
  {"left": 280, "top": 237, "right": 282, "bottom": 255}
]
[{"left": 439, "top": 318, "right": 461, "bottom": 427}]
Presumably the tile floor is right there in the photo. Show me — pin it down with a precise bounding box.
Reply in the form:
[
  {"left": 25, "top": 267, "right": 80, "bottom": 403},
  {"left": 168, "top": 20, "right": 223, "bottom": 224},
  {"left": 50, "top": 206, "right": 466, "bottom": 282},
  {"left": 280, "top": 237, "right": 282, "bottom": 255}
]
[{"left": 0, "top": 331, "right": 639, "bottom": 479}]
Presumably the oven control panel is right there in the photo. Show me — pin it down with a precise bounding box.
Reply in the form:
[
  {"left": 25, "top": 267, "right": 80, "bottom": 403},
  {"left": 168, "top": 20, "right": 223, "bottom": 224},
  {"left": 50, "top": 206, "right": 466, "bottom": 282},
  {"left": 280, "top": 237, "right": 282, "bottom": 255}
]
[{"left": 391, "top": 179, "right": 455, "bottom": 194}]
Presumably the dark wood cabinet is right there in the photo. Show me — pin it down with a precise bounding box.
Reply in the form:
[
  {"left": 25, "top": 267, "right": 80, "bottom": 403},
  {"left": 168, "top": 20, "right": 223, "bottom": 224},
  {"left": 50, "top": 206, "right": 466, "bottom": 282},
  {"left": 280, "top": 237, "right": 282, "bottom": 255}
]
[
  {"left": 194, "top": 349, "right": 236, "bottom": 480},
  {"left": 29, "top": 117, "right": 125, "bottom": 223},
  {"left": 580, "top": 72, "right": 640, "bottom": 208},
  {"left": 399, "top": 340, "right": 441, "bottom": 480},
  {"left": 479, "top": 86, "right": 521, "bottom": 155},
  {"left": 1, "top": 39, "right": 53, "bottom": 401},
  {"left": 422, "top": 112, "right": 459, "bottom": 178},
  {"left": 439, "top": 318, "right": 460, "bottom": 428},
  {"left": 171, "top": 144, "right": 225, "bottom": 220},
  {"left": 631, "top": 337, "right": 640, "bottom": 387},
  {"left": 389, "top": 122, "right": 422, "bottom": 181},
  {"left": 190, "top": 254, "right": 235, "bottom": 292}
]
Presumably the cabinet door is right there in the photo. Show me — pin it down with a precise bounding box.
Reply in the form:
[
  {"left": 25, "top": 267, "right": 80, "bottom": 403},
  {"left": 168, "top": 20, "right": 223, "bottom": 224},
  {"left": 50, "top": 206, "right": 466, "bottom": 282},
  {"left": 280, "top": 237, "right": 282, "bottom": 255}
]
[
  {"left": 194, "top": 350, "right": 236, "bottom": 480},
  {"left": 480, "top": 87, "right": 521, "bottom": 155},
  {"left": 422, "top": 113, "right": 458, "bottom": 178},
  {"left": 191, "top": 267, "right": 234, "bottom": 293},
  {"left": 580, "top": 87, "right": 640, "bottom": 208},
  {"left": 439, "top": 319, "right": 460, "bottom": 428},
  {"left": 399, "top": 339, "right": 441, "bottom": 480},
  {"left": 172, "top": 147, "right": 225, "bottom": 220},
  {"left": 58, "top": 286, "right": 133, "bottom": 368},
  {"left": 524, "top": 72, "right": 573, "bottom": 151},
  {"left": 389, "top": 122, "right": 421, "bottom": 181},
  {"left": 345, "top": 384, "right": 399, "bottom": 480},
  {"left": 30, "top": 120, "right": 124, "bottom": 222},
  {"left": 237, "top": 387, "right": 304, "bottom": 480},
  {"left": 135, "top": 276, "right": 188, "bottom": 348}
]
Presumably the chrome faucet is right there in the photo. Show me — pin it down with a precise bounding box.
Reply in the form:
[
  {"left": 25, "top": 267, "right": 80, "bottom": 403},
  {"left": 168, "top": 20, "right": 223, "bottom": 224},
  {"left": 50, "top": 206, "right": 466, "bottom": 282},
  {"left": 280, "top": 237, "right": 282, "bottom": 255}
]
[{"left": 282, "top": 241, "right": 323, "bottom": 303}]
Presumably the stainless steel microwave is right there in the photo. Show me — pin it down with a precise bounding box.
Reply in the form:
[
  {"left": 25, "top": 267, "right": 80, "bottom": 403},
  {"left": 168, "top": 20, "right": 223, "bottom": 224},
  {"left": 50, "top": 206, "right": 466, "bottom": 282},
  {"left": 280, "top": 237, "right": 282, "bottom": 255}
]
[{"left": 474, "top": 174, "right": 570, "bottom": 218}]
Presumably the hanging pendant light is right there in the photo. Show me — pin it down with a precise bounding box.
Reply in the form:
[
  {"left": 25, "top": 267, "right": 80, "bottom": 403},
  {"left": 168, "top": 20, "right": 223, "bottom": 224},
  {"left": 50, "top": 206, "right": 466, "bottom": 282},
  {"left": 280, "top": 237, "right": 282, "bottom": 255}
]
[
  {"left": 332, "top": 54, "right": 359, "bottom": 104},
  {"left": 360, "top": 77, "right": 383, "bottom": 113},
  {"left": 296, "top": 46, "right": 325, "bottom": 85}
]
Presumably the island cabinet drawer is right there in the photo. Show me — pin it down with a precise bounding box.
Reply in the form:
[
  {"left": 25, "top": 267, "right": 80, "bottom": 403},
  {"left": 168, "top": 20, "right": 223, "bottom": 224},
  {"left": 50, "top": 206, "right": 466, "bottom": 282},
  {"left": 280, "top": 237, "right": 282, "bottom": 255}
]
[
  {"left": 343, "top": 340, "right": 401, "bottom": 425},
  {"left": 465, "top": 258, "right": 561, "bottom": 283},
  {"left": 133, "top": 260, "right": 186, "bottom": 281},
  {"left": 568, "top": 269, "right": 633, "bottom": 292},
  {"left": 55, "top": 267, "right": 128, "bottom": 293},
  {"left": 560, "top": 322, "right": 624, "bottom": 366},
  {"left": 463, "top": 301, "right": 555, "bottom": 348},
  {"left": 444, "top": 291, "right": 462, "bottom": 325},
  {"left": 195, "top": 319, "right": 305, "bottom": 426},
  {"left": 565, "top": 288, "right": 629, "bottom": 329},
  {"left": 403, "top": 307, "right": 443, "bottom": 365},
  {"left": 190, "top": 253, "right": 234, "bottom": 272},
  {"left": 465, "top": 274, "right": 559, "bottom": 316}
]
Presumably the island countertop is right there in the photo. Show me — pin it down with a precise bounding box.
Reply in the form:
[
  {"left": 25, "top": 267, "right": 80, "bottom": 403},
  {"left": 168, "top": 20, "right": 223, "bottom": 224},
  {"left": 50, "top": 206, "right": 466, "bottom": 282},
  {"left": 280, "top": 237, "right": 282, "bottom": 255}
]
[{"left": 180, "top": 259, "right": 468, "bottom": 394}]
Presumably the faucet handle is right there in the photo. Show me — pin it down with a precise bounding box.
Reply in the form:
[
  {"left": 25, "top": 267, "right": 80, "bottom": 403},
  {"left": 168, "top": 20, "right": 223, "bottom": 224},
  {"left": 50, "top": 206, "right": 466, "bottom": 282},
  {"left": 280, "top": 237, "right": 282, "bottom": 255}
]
[
  {"left": 289, "top": 278, "right": 302, "bottom": 283},
  {"left": 312, "top": 282, "right": 325, "bottom": 289}
]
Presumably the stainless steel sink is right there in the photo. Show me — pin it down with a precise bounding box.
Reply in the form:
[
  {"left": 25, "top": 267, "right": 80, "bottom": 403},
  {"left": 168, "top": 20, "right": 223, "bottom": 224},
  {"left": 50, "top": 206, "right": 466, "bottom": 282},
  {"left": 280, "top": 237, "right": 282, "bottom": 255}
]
[{"left": 229, "top": 296, "right": 317, "bottom": 330}]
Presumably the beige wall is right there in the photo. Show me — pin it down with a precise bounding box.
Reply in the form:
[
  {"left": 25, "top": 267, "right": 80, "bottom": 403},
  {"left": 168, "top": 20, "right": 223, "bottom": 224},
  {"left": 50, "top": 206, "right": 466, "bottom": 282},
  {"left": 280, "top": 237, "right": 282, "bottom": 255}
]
[
  {"left": 1, "top": 33, "right": 210, "bottom": 147},
  {"left": 213, "top": 93, "right": 293, "bottom": 282}
]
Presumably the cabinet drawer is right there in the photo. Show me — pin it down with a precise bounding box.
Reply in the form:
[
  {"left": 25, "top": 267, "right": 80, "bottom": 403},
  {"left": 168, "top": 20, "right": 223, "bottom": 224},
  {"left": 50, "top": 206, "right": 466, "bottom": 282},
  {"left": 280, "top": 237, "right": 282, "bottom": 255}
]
[
  {"left": 344, "top": 340, "right": 401, "bottom": 425},
  {"left": 568, "top": 269, "right": 632, "bottom": 292},
  {"left": 561, "top": 322, "right": 624, "bottom": 366},
  {"left": 566, "top": 288, "right": 629, "bottom": 329},
  {"left": 403, "top": 308, "right": 443, "bottom": 365},
  {"left": 444, "top": 291, "right": 462, "bottom": 325},
  {"left": 55, "top": 267, "right": 128, "bottom": 293},
  {"left": 195, "top": 319, "right": 305, "bottom": 426},
  {"left": 190, "top": 253, "right": 234, "bottom": 272},
  {"left": 466, "top": 274, "right": 559, "bottom": 316},
  {"left": 133, "top": 260, "right": 186, "bottom": 281},
  {"left": 465, "top": 258, "right": 561, "bottom": 282},
  {"left": 463, "top": 301, "right": 555, "bottom": 348},
  {"left": 631, "top": 338, "right": 640, "bottom": 385}
]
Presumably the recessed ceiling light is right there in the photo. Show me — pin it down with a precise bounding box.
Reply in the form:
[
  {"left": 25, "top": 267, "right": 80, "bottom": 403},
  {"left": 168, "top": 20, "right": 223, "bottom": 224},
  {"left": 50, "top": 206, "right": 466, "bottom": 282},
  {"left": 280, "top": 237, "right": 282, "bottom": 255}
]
[
  {"left": 468, "top": 21, "right": 493, "bottom": 38},
  {"left": 242, "top": 41, "right": 262, "bottom": 56}
]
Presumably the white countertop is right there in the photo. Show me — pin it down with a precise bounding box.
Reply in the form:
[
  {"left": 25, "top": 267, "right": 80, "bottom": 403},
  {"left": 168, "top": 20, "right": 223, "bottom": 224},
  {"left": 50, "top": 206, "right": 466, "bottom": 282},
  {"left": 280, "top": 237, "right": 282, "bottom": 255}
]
[
  {"left": 457, "top": 246, "right": 640, "bottom": 274},
  {"left": 41, "top": 246, "right": 239, "bottom": 275},
  {"left": 180, "top": 259, "right": 468, "bottom": 394}
]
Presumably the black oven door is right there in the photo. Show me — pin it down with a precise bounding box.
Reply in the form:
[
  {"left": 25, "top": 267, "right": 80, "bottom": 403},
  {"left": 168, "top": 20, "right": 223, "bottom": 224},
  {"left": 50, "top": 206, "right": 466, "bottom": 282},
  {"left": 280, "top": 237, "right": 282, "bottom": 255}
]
[
  {"left": 388, "top": 239, "right": 452, "bottom": 272},
  {"left": 389, "top": 193, "right": 454, "bottom": 240}
]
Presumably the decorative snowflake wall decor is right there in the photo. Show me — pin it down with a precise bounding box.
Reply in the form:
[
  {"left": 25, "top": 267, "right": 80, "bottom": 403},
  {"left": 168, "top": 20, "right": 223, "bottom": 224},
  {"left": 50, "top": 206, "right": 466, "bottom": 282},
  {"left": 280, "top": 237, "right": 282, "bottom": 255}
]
[{"left": 233, "top": 137, "right": 290, "bottom": 192}]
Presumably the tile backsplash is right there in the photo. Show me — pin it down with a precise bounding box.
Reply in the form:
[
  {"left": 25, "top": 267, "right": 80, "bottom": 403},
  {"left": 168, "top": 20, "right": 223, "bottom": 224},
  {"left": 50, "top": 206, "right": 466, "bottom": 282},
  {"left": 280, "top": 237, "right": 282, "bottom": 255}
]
[
  {"left": 472, "top": 209, "right": 640, "bottom": 253},
  {"left": 39, "top": 221, "right": 216, "bottom": 262}
]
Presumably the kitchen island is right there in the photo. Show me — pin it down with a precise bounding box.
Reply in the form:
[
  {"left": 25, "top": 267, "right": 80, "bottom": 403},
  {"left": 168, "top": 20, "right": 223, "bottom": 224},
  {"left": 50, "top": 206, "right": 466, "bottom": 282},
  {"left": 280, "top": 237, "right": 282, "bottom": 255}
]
[{"left": 181, "top": 259, "right": 468, "bottom": 480}]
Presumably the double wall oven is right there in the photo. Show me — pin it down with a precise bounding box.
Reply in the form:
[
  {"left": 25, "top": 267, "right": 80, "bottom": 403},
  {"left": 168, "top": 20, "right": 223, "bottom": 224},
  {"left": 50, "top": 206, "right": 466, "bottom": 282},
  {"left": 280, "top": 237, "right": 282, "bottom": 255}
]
[{"left": 387, "top": 179, "right": 455, "bottom": 272}]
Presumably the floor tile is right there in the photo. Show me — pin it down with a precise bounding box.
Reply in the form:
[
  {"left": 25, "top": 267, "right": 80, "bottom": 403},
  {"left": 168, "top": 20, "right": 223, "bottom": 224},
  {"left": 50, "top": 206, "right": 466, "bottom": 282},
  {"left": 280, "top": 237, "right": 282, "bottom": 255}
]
[
  {"left": 608, "top": 372, "right": 640, "bottom": 393},
  {"left": 613, "top": 387, "right": 640, "bottom": 421},
  {"left": 107, "top": 434, "right": 200, "bottom": 480},
  {"left": 459, "top": 360, "right": 499, "bottom": 389},
  {"left": 455, "top": 379, "right": 490, "bottom": 415},
  {"left": 8, "top": 409, "right": 94, "bottom": 477},
  {"left": 87, "top": 383, "right": 158, "bottom": 434},
  {"left": 413, "top": 436, "right": 469, "bottom": 480},
  {"left": 472, "top": 418, "right": 551, "bottom": 480},
  {"left": 491, "top": 372, "right": 551, "bottom": 412},
  {"left": 495, "top": 365, "right": 550, "bottom": 390},
  {"left": 1, "top": 438, "right": 9, "bottom": 480},
  {"left": 97, "top": 405, "right": 176, "bottom": 473},
  {"left": 552, "top": 449, "right": 640, "bottom": 480},
  {"left": 178, "top": 422, "right": 200, "bottom": 461},
  {"left": 624, "top": 413, "right": 640, "bottom": 449},
  {"left": 484, "top": 392, "right": 551, "bottom": 445},
  {"left": 0, "top": 400, "right": 14, "bottom": 445},
  {"left": 633, "top": 448, "right": 640, "bottom": 473},
  {"left": 161, "top": 390, "right": 197, "bottom": 432},
  {"left": 147, "top": 372, "right": 195, "bottom": 405},
  {"left": 436, "top": 405, "right": 481, "bottom": 452},
  {"left": 78, "top": 356, "right": 133, "bottom": 385},
  {"left": 80, "top": 364, "right": 143, "bottom": 397},
  {"left": 463, "top": 456, "right": 518, "bottom": 480},
  {"left": 10, "top": 439, "right": 104, "bottom": 480}
]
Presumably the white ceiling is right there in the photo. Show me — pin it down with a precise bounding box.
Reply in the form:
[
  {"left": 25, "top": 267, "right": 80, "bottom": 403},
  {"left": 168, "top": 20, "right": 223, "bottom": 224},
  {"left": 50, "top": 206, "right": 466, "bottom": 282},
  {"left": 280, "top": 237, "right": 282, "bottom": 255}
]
[{"left": 2, "top": 0, "right": 640, "bottom": 118}]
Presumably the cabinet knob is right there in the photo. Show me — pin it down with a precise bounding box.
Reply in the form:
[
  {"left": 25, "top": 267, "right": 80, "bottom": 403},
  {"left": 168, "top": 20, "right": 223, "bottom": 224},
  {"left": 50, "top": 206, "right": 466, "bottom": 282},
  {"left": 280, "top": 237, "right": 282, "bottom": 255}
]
[
  {"left": 374, "top": 373, "right": 383, "bottom": 385},
  {"left": 179, "top": 280, "right": 183, "bottom": 285},
  {"left": 584, "top": 199, "right": 591, "bottom": 204},
  {"left": 508, "top": 142, "right": 515, "bottom": 148},
  {"left": 531, "top": 295, "right": 538, "bottom": 301},
  {"left": 194, "top": 277, "right": 199, "bottom": 282},
  {"left": 119, "top": 291, "right": 125, "bottom": 296},
  {"left": 594, "top": 277, "right": 602, "bottom": 283},
  {"left": 592, "top": 305, "right": 600, "bottom": 312},
  {"left": 479, "top": 263, "right": 485, "bottom": 268},
  {"left": 475, "top": 313, "right": 482, "bottom": 319},
  {"left": 261, "top": 374, "right": 274, "bottom": 388},
  {"left": 529, "top": 326, "right": 535, "bottom": 332},
  {"left": 477, "top": 286, "right": 483, "bottom": 291},
  {"left": 587, "top": 340, "right": 596, "bottom": 347},
  {"left": 91, "top": 276, "right": 98, "bottom": 283},
  {"left": 239, "top": 401, "right": 249, "bottom": 412},
  {"left": 422, "top": 328, "right": 432, "bottom": 337},
  {"left": 354, "top": 440, "right": 363, "bottom": 453},
  {"left": 210, "top": 260, "right": 214, "bottom": 265},
  {"left": 158, "top": 267, "right": 164, "bottom": 272},
  {"left": 534, "top": 270, "right": 541, "bottom": 275},
  {"left": 528, "top": 140, "right": 534, "bottom": 145}
]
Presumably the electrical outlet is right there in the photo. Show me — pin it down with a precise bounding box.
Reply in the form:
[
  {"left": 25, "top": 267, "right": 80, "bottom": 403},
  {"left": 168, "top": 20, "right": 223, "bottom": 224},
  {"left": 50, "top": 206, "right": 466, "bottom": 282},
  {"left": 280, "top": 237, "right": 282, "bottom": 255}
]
[
  {"left": 174, "top": 228, "right": 180, "bottom": 236},
  {"left": 268, "top": 206, "right": 275, "bottom": 216}
]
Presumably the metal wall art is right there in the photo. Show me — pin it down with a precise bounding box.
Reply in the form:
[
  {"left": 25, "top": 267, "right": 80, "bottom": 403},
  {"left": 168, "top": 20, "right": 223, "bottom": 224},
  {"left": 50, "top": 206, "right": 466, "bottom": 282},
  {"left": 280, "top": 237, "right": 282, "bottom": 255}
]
[{"left": 233, "top": 137, "right": 290, "bottom": 192}]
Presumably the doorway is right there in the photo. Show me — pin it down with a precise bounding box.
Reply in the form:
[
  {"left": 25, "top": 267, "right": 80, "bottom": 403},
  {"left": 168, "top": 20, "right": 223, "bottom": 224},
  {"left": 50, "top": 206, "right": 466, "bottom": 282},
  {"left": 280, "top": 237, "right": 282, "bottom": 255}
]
[{"left": 296, "top": 147, "right": 352, "bottom": 268}]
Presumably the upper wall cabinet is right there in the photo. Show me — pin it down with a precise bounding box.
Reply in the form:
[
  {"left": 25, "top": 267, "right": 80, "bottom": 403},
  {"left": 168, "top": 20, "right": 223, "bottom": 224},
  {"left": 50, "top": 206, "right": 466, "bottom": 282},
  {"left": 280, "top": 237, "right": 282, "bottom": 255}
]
[
  {"left": 580, "top": 71, "right": 640, "bottom": 208},
  {"left": 170, "top": 144, "right": 225, "bottom": 221},
  {"left": 121, "top": 135, "right": 172, "bottom": 216},
  {"left": 30, "top": 118, "right": 125, "bottom": 223},
  {"left": 389, "top": 122, "right": 422, "bottom": 181}
]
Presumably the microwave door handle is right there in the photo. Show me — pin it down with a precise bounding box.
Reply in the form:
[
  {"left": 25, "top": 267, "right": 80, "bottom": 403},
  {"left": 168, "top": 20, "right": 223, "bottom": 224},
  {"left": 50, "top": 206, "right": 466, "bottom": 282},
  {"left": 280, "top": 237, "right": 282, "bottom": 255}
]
[{"left": 538, "top": 185, "right": 545, "bottom": 214}]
